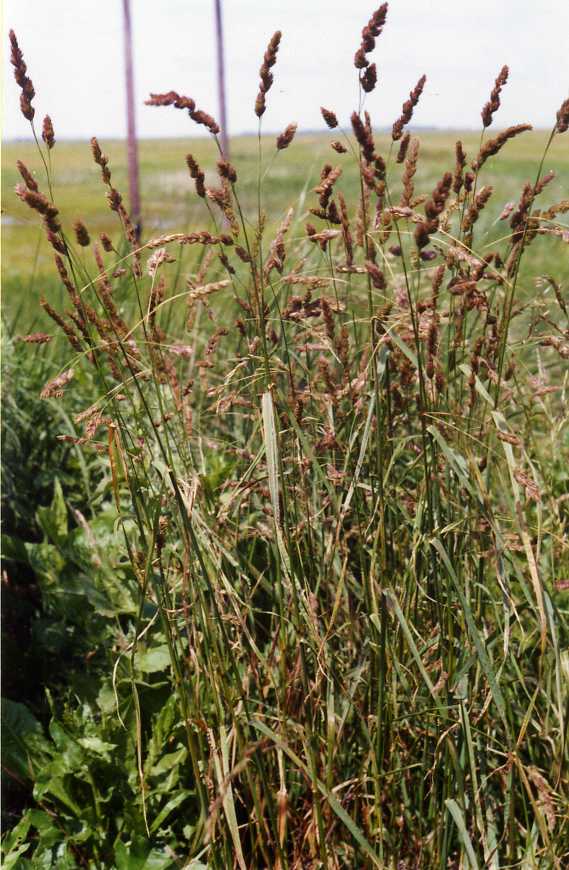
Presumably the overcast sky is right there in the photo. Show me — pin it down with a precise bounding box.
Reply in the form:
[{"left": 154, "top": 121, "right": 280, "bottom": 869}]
[{"left": 3, "top": 0, "right": 569, "bottom": 141}]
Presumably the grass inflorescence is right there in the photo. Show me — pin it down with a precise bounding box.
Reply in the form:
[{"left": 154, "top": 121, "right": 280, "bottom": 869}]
[{"left": 3, "top": 5, "right": 569, "bottom": 868}]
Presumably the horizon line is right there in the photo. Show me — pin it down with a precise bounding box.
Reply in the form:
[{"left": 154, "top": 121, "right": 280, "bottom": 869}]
[{"left": 2, "top": 124, "right": 555, "bottom": 145}]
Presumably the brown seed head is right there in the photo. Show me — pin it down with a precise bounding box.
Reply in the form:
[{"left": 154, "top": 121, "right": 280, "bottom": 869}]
[
  {"left": 9, "top": 30, "right": 35, "bottom": 121},
  {"left": 368, "top": 3, "right": 389, "bottom": 38},
  {"left": 354, "top": 47, "right": 368, "bottom": 69},
  {"left": 74, "top": 220, "right": 90, "bottom": 247},
  {"left": 321, "top": 107, "right": 338, "bottom": 129},
  {"left": 392, "top": 74, "right": 427, "bottom": 140},
  {"left": 361, "top": 63, "right": 378, "bottom": 94},
  {"left": 338, "top": 192, "right": 353, "bottom": 266},
  {"left": 45, "top": 230, "right": 66, "bottom": 255},
  {"left": 556, "top": 96, "right": 569, "bottom": 134},
  {"left": 145, "top": 91, "right": 196, "bottom": 111},
  {"left": 255, "top": 31, "right": 282, "bottom": 117},
  {"left": 106, "top": 188, "right": 122, "bottom": 212},
  {"left": 190, "top": 108, "right": 220, "bottom": 135},
  {"left": 276, "top": 122, "right": 298, "bottom": 150},
  {"left": 351, "top": 112, "right": 375, "bottom": 162},
  {"left": 425, "top": 172, "right": 452, "bottom": 222},
  {"left": 18, "top": 332, "right": 53, "bottom": 345},
  {"left": 365, "top": 260, "right": 386, "bottom": 289},
  {"left": 472, "top": 124, "right": 532, "bottom": 170},
  {"left": 331, "top": 140, "right": 347, "bottom": 154},
  {"left": 314, "top": 165, "right": 342, "bottom": 208},
  {"left": 354, "top": 4, "right": 388, "bottom": 68},
  {"left": 396, "top": 132, "right": 410, "bottom": 164},
  {"left": 481, "top": 65, "right": 509, "bottom": 128},
  {"left": 452, "top": 141, "right": 467, "bottom": 193},
  {"left": 217, "top": 159, "right": 238, "bottom": 182},
  {"left": 235, "top": 245, "right": 252, "bottom": 263},
  {"left": 42, "top": 115, "right": 55, "bottom": 149},
  {"left": 41, "top": 299, "right": 83, "bottom": 353},
  {"left": 16, "top": 160, "right": 38, "bottom": 191},
  {"left": 462, "top": 185, "right": 494, "bottom": 233},
  {"left": 400, "top": 138, "right": 419, "bottom": 207},
  {"left": 90, "top": 137, "right": 111, "bottom": 184},
  {"left": 533, "top": 169, "right": 555, "bottom": 196},
  {"left": 100, "top": 233, "right": 114, "bottom": 252},
  {"left": 185, "top": 154, "right": 206, "bottom": 197},
  {"left": 15, "top": 183, "right": 50, "bottom": 214}
]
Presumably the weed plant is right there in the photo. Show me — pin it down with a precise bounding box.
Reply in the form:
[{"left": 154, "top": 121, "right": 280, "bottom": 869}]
[{"left": 3, "top": 6, "right": 569, "bottom": 867}]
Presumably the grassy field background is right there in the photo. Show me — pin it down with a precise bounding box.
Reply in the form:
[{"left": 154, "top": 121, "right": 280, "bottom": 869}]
[{"left": 3, "top": 129, "right": 568, "bottom": 330}]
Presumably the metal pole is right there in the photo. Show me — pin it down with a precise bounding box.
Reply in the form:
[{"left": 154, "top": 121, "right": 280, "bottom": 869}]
[
  {"left": 213, "top": 0, "right": 229, "bottom": 158},
  {"left": 122, "top": 0, "right": 141, "bottom": 236}
]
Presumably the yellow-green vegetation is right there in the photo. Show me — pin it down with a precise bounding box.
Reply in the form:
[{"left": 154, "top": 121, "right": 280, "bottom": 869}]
[{"left": 2, "top": 15, "right": 569, "bottom": 870}]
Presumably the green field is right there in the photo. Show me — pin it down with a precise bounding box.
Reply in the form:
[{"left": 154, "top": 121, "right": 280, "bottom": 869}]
[{"left": 3, "top": 130, "right": 568, "bottom": 329}]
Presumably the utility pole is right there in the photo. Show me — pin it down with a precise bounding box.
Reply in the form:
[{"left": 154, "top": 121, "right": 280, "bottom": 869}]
[
  {"left": 213, "top": 0, "right": 229, "bottom": 158},
  {"left": 122, "top": 0, "right": 141, "bottom": 237}
]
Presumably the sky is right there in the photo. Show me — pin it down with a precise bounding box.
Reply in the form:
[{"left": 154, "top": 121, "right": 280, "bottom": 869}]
[{"left": 3, "top": 0, "right": 569, "bottom": 142}]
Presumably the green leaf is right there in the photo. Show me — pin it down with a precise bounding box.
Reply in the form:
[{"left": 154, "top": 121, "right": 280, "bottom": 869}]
[
  {"left": 77, "top": 736, "right": 117, "bottom": 759},
  {"left": 137, "top": 645, "right": 171, "bottom": 674},
  {"left": 0, "top": 533, "right": 29, "bottom": 563},
  {"left": 114, "top": 837, "right": 175, "bottom": 869},
  {"left": 1, "top": 698, "right": 51, "bottom": 781},
  {"left": 446, "top": 799, "right": 480, "bottom": 869},
  {"left": 149, "top": 789, "right": 192, "bottom": 834},
  {"left": 1, "top": 810, "right": 32, "bottom": 868},
  {"left": 36, "top": 478, "right": 68, "bottom": 546},
  {"left": 150, "top": 747, "right": 186, "bottom": 776}
]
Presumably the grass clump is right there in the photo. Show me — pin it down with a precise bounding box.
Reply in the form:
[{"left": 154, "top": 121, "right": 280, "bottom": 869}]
[{"left": 3, "top": 7, "right": 569, "bottom": 868}]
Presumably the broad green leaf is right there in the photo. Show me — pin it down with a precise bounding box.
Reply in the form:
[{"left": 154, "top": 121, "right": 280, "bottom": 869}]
[
  {"left": 149, "top": 789, "right": 192, "bottom": 834},
  {"left": 1, "top": 698, "right": 51, "bottom": 781},
  {"left": 1, "top": 810, "right": 32, "bottom": 868},
  {"left": 137, "top": 645, "right": 171, "bottom": 673},
  {"left": 77, "top": 736, "right": 117, "bottom": 759}
]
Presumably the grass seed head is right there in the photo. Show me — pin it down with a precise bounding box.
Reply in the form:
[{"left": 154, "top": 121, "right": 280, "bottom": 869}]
[
  {"left": 217, "top": 159, "right": 238, "bottom": 182},
  {"left": 392, "top": 74, "right": 427, "bottom": 140},
  {"left": 481, "top": 64, "right": 509, "bottom": 127},
  {"left": 331, "top": 140, "right": 347, "bottom": 153},
  {"left": 90, "top": 137, "right": 111, "bottom": 184},
  {"left": 16, "top": 160, "right": 38, "bottom": 191},
  {"left": 351, "top": 112, "right": 375, "bottom": 162},
  {"left": 276, "top": 122, "right": 298, "bottom": 150},
  {"left": 452, "top": 140, "right": 467, "bottom": 193},
  {"left": 255, "top": 31, "right": 282, "bottom": 117},
  {"left": 9, "top": 30, "right": 35, "bottom": 121},
  {"left": 42, "top": 115, "right": 55, "bottom": 149},
  {"left": 361, "top": 62, "right": 378, "bottom": 93},
  {"left": 555, "top": 96, "right": 569, "bottom": 133},
  {"left": 186, "top": 154, "right": 206, "bottom": 198},
  {"left": 354, "top": 4, "right": 388, "bottom": 68},
  {"left": 74, "top": 220, "right": 90, "bottom": 247},
  {"left": 472, "top": 124, "right": 532, "bottom": 170},
  {"left": 321, "top": 107, "right": 339, "bottom": 128},
  {"left": 100, "top": 232, "right": 114, "bottom": 252},
  {"left": 396, "top": 132, "right": 411, "bottom": 164}
]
